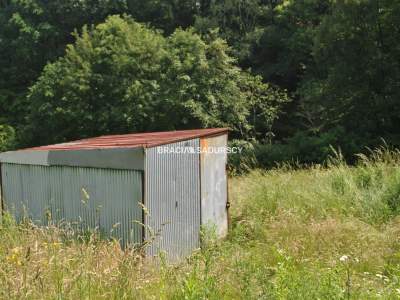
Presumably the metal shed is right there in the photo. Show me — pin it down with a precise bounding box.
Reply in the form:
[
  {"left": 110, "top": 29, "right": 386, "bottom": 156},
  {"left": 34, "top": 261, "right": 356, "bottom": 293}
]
[{"left": 0, "top": 128, "right": 229, "bottom": 260}]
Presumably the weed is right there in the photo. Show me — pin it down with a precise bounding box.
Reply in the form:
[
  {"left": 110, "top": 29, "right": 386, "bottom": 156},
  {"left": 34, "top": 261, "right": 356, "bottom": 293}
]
[{"left": 1, "top": 148, "right": 400, "bottom": 298}]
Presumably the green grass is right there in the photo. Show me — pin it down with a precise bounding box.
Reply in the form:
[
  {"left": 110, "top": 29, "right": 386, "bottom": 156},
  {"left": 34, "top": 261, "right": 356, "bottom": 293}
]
[{"left": 2, "top": 148, "right": 400, "bottom": 299}]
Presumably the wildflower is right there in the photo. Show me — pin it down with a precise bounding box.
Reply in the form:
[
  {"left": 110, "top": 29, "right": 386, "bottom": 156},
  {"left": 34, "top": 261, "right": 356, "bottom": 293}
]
[
  {"left": 52, "top": 242, "right": 61, "bottom": 248},
  {"left": 6, "top": 247, "right": 23, "bottom": 266},
  {"left": 340, "top": 255, "right": 349, "bottom": 262},
  {"left": 43, "top": 241, "right": 61, "bottom": 249}
]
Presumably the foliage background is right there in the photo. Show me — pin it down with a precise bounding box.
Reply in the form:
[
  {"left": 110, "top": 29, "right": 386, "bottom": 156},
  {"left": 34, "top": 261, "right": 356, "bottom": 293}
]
[{"left": 0, "top": 0, "right": 399, "bottom": 166}]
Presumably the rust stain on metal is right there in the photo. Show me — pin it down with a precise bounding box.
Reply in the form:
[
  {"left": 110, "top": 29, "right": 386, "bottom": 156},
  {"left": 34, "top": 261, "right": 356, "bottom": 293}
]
[
  {"left": 23, "top": 128, "right": 229, "bottom": 151},
  {"left": 200, "top": 138, "right": 208, "bottom": 150}
]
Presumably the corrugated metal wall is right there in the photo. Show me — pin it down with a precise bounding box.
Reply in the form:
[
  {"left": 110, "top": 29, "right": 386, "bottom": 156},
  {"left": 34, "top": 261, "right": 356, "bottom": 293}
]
[
  {"left": 1, "top": 163, "right": 143, "bottom": 246},
  {"left": 200, "top": 134, "right": 228, "bottom": 238},
  {"left": 145, "top": 139, "right": 201, "bottom": 260}
]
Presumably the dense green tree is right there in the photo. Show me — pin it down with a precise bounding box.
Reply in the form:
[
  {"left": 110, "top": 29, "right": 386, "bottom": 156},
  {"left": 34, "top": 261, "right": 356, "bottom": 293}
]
[
  {"left": 0, "top": 0, "right": 127, "bottom": 128},
  {"left": 126, "top": 0, "right": 198, "bottom": 34},
  {"left": 1, "top": 0, "right": 399, "bottom": 164},
  {"left": 194, "top": 0, "right": 329, "bottom": 90},
  {"left": 194, "top": 0, "right": 331, "bottom": 138},
  {"left": 24, "top": 15, "right": 288, "bottom": 146},
  {"left": 194, "top": 0, "right": 267, "bottom": 64},
  {"left": 300, "top": 0, "right": 400, "bottom": 148}
]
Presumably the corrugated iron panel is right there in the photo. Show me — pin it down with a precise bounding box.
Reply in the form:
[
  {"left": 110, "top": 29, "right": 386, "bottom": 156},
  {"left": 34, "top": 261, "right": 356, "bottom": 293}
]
[
  {"left": 200, "top": 134, "right": 228, "bottom": 238},
  {"left": 145, "top": 139, "right": 201, "bottom": 260},
  {"left": 1, "top": 163, "right": 143, "bottom": 246}
]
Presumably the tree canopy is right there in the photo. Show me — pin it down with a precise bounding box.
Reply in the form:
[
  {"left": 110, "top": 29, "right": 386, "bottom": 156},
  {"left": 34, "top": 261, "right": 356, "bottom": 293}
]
[
  {"left": 0, "top": 0, "right": 399, "bottom": 165},
  {"left": 24, "top": 15, "right": 287, "bottom": 146}
]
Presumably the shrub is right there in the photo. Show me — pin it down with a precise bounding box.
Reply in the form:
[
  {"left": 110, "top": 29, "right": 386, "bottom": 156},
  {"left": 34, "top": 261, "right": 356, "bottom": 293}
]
[
  {"left": 0, "top": 124, "right": 15, "bottom": 152},
  {"left": 227, "top": 139, "right": 257, "bottom": 175}
]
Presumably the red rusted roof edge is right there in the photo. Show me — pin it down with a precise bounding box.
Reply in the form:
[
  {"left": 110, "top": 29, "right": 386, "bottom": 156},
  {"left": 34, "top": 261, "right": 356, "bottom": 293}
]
[{"left": 22, "top": 128, "right": 229, "bottom": 151}]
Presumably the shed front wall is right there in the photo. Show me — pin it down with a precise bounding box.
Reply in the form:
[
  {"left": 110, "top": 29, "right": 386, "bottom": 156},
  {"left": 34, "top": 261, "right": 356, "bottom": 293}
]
[
  {"left": 200, "top": 134, "right": 228, "bottom": 238},
  {"left": 0, "top": 163, "right": 143, "bottom": 245},
  {"left": 145, "top": 138, "right": 201, "bottom": 261}
]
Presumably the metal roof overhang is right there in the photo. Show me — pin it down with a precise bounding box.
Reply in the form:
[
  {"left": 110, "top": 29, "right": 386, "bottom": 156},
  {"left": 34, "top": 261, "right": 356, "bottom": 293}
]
[
  {"left": 0, "top": 147, "right": 145, "bottom": 170},
  {"left": 0, "top": 128, "right": 229, "bottom": 170},
  {"left": 25, "top": 128, "right": 229, "bottom": 151}
]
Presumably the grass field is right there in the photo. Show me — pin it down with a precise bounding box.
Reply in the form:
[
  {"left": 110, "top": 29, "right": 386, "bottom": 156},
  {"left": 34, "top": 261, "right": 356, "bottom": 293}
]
[{"left": 1, "top": 148, "right": 400, "bottom": 299}]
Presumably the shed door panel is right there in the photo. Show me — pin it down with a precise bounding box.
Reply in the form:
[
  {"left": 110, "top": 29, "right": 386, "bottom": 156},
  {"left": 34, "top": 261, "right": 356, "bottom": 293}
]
[
  {"left": 145, "top": 139, "right": 201, "bottom": 261},
  {"left": 200, "top": 134, "right": 228, "bottom": 238}
]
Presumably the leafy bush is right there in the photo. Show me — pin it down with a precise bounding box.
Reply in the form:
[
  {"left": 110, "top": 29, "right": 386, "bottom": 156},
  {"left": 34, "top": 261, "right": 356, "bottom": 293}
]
[
  {"left": 227, "top": 127, "right": 371, "bottom": 172},
  {"left": 0, "top": 124, "right": 15, "bottom": 152},
  {"left": 256, "top": 127, "right": 362, "bottom": 167},
  {"left": 227, "top": 139, "right": 257, "bottom": 175}
]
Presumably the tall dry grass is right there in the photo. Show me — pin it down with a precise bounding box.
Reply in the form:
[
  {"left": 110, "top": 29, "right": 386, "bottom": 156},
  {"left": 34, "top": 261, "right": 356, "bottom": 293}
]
[{"left": 1, "top": 146, "right": 400, "bottom": 299}]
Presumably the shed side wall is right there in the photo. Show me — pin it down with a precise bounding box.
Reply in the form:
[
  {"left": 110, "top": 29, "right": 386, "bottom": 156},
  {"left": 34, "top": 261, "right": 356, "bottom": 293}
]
[
  {"left": 1, "top": 163, "right": 143, "bottom": 245},
  {"left": 200, "top": 134, "right": 228, "bottom": 238},
  {"left": 145, "top": 138, "right": 201, "bottom": 261}
]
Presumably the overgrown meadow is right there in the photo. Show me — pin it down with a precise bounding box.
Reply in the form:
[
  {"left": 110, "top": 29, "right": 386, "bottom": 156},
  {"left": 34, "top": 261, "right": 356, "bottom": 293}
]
[{"left": 2, "top": 148, "right": 400, "bottom": 299}]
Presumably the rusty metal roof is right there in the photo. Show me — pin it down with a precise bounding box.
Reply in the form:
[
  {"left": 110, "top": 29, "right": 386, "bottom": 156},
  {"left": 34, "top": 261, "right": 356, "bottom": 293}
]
[{"left": 25, "top": 128, "right": 229, "bottom": 151}]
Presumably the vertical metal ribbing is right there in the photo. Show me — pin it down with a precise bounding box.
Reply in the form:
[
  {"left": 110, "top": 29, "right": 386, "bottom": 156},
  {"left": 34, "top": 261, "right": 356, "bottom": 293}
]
[
  {"left": 1, "top": 163, "right": 143, "bottom": 246},
  {"left": 141, "top": 168, "right": 145, "bottom": 245},
  {"left": 145, "top": 139, "right": 201, "bottom": 261},
  {"left": 0, "top": 163, "right": 4, "bottom": 220},
  {"left": 200, "top": 134, "right": 229, "bottom": 238}
]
